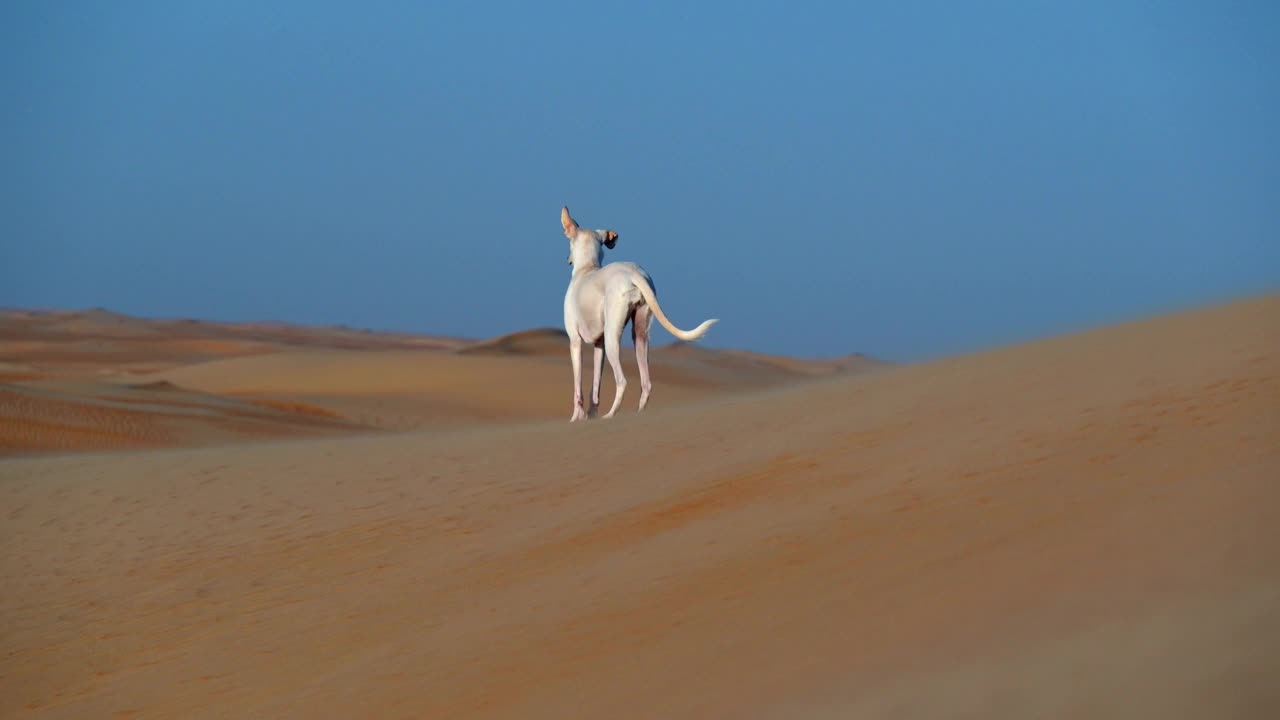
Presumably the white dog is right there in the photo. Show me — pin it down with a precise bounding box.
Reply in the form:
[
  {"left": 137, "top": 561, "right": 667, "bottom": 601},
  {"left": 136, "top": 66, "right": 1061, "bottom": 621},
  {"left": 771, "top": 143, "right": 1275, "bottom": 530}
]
[{"left": 561, "top": 206, "right": 717, "bottom": 421}]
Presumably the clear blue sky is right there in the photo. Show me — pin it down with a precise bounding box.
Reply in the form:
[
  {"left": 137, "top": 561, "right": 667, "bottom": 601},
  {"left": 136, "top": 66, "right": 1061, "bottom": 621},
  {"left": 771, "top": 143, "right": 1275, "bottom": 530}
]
[{"left": 2, "top": 1, "right": 1276, "bottom": 361}]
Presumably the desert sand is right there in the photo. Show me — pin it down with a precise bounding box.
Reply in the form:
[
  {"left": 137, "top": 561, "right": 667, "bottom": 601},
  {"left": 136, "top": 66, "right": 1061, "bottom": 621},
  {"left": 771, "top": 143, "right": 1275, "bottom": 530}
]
[
  {"left": 1, "top": 297, "right": 1277, "bottom": 718},
  {"left": 0, "top": 310, "right": 875, "bottom": 454}
]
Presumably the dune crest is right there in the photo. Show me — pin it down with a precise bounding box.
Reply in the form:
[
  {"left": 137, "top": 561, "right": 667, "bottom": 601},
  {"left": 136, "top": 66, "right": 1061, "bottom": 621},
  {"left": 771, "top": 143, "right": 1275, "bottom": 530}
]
[
  {"left": 1, "top": 311, "right": 883, "bottom": 453},
  {"left": 457, "top": 328, "right": 570, "bottom": 357}
]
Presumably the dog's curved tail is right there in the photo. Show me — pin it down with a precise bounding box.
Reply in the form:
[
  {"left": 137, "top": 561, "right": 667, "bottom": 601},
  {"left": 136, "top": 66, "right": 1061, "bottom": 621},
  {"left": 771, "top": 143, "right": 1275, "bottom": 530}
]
[{"left": 634, "top": 277, "right": 718, "bottom": 342}]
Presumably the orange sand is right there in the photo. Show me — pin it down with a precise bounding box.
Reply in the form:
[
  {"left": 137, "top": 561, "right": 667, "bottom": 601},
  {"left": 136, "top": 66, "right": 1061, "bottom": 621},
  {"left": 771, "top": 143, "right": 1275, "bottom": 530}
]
[{"left": 0, "top": 297, "right": 1276, "bottom": 718}]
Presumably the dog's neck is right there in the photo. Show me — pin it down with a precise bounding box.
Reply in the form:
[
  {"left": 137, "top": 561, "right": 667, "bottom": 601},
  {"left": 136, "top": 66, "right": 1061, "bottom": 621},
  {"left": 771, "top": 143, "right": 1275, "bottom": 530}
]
[
  {"left": 571, "top": 260, "right": 601, "bottom": 276},
  {"left": 569, "top": 245, "right": 604, "bottom": 276}
]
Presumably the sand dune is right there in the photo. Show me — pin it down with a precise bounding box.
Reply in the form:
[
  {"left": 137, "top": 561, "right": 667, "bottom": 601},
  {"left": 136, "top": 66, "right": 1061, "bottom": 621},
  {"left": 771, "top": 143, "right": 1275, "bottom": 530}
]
[
  {"left": 2, "top": 310, "right": 875, "bottom": 449},
  {"left": 0, "top": 309, "right": 467, "bottom": 380},
  {"left": 0, "top": 380, "right": 356, "bottom": 457},
  {"left": 152, "top": 349, "right": 733, "bottom": 432},
  {"left": 152, "top": 342, "right": 856, "bottom": 430},
  {"left": 1, "top": 296, "right": 1276, "bottom": 718},
  {"left": 456, "top": 328, "right": 571, "bottom": 357}
]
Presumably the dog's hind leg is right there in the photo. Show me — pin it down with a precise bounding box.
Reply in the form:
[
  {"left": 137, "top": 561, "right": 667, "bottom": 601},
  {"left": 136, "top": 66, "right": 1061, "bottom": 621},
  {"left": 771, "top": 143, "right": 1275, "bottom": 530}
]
[
  {"left": 601, "top": 306, "right": 630, "bottom": 419},
  {"left": 589, "top": 342, "right": 604, "bottom": 418},
  {"left": 633, "top": 305, "right": 654, "bottom": 412},
  {"left": 569, "top": 335, "right": 587, "bottom": 422}
]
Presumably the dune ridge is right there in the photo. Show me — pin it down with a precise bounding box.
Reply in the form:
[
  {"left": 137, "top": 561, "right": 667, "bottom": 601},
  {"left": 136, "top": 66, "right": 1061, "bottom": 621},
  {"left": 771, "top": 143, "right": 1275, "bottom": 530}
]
[{"left": 2, "top": 310, "right": 881, "bottom": 454}]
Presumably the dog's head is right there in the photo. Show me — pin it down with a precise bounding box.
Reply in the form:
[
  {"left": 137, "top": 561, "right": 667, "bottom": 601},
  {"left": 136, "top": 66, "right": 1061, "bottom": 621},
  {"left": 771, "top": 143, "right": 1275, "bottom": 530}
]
[{"left": 562, "top": 206, "right": 617, "bottom": 268}]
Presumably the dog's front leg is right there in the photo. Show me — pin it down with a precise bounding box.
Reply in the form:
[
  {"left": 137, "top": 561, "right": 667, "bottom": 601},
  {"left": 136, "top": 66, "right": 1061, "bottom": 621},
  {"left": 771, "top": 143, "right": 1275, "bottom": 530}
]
[
  {"left": 588, "top": 343, "right": 604, "bottom": 418},
  {"left": 569, "top": 335, "right": 587, "bottom": 422}
]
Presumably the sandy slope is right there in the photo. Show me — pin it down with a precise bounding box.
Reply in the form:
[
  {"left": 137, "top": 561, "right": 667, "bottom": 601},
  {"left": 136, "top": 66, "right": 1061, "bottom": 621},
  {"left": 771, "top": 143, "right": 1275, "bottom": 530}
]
[
  {"left": 0, "top": 382, "right": 356, "bottom": 456},
  {"left": 152, "top": 345, "right": 866, "bottom": 432},
  {"left": 1, "top": 296, "right": 1277, "bottom": 718},
  {"left": 3, "top": 311, "right": 873, "bottom": 453}
]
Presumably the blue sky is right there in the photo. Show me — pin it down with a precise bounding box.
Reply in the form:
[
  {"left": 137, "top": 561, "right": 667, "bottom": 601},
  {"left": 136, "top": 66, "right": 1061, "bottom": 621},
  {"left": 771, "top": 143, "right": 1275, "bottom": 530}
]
[{"left": 2, "top": 1, "right": 1276, "bottom": 361}]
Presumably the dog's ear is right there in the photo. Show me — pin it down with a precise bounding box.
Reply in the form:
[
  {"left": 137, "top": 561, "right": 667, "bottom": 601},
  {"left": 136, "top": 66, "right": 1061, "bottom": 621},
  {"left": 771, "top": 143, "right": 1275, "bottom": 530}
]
[
  {"left": 604, "top": 230, "right": 618, "bottom": 249},
  {"left": 561, "top": 206, "right": 578, "bottom": 237}
]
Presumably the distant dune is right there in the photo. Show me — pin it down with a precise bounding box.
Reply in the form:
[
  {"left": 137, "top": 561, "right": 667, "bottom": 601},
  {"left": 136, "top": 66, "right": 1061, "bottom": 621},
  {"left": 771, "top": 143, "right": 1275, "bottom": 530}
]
[
  {"left": 457, "top": 327, "right": 570, "bottom": 357},
  {"left": 1, "top": 297, "right": 1275, "bottom": 718},
  {"left": 0, "top": 310, "right": 882, "bottom": 452}
]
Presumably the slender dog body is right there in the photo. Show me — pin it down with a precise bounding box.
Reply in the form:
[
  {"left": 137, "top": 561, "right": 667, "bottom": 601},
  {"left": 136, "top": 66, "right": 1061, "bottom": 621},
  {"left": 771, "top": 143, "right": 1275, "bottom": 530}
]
[{"left": 560, "top": 206, "right": 717, "bottom": 421}]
